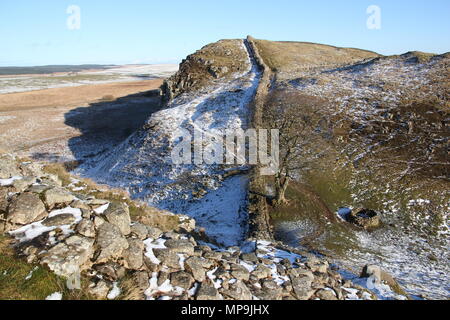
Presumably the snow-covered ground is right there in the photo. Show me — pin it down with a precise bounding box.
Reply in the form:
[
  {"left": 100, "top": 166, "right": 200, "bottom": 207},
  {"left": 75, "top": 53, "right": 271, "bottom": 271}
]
[
  {"left": 76, "top": 41, "right": 261, "bottom": 246},
  {"left": 0, "top": 64, "right": 178, "bottom": 94}
]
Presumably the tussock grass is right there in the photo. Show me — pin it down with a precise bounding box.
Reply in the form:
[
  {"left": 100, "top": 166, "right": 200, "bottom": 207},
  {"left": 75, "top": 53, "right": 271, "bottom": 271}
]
[{"left": 0, "top": 235, "right": 93, "bottom": 300}]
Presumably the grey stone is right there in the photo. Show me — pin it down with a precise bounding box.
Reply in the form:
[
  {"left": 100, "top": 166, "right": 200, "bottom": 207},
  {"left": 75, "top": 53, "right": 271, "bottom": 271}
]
[
  {"left": 76, "top": 219, "right": 96, "bottom": 238},
  {"left": 0, "top": 154, "right": 20, "bottom": 179},
  {"left": 12, "top": 177, "right": 36, "bottom": 192},
  {"left": 196, "top": 282, "right": 221, "bottom": 300},
  {"left": 146, "top": 226, "right": 163, "bottom": 239},
  {"left": 42, "top": 214, "right": 76, "bottom": 227},
  {"left": 221, "top": 280, "right": 252, "bottom": 300},
  {"left": 44, "top": 187, "right": 75, "bottom": 208},
  {"left": 184, "top": 257, "right": 207, "bottom": 282},
  {"left": 124, "top": 238, "right": 145, "bottom": 270},
  {"left": 164, "top": 239, "right": 195, "bottom": 255},
  {"left": 40, "top": 235, "right": 94, "bottom": 277},
  {"left": 251, "top": 264, "right": 272, "bottom": 279},
  {"left": 7, "top": 192, "right": 47, "bottom": 225},
  {"left": 153, "top": 248, "right": 181, "bottom": 269},
  {"left": 316, "top": 289, "right": 338, "bottom": 300},
  {"left": 95, "top": 222, "right": 129, "bottom": 263},
  {"left": 230, "top": 264, "right": 250, "bottom": 281},
  {"left": 103, "top": 202, "right": 131, "bottom": 236},
  {"left": 170, "top": 271, "right": 194, "bottom": 290},
  {"left": 130, "top": 223, "right": 149, "bottom": 240}
]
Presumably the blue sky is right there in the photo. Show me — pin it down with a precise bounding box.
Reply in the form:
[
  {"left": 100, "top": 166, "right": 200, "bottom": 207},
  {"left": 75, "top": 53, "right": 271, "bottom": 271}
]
[{"left": 1, "top": 0, "right": 449, "bottom": 66}]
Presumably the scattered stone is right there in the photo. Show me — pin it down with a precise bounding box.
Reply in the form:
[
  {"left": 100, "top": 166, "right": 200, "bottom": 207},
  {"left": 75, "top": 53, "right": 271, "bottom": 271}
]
[
  {"left": 44, "top": 187, "right": 75, "bottom": 209},
  {"left": 89, "top": 280, "right": 111, "bottom": 300},
  {"left": 230, "top": 264, "right": 250, "bottom": 281},
  {"left": 170, "top": 271, "right": 194, "bottom": 290},
  {"left": 12, "top": 177, "right": 36, "bottom": 192},
  {"left": 76, "top": 219, "right": 96, "bottom": 238},
  {"left": 94, "top": 222, "right": 129, "bottom": 263},
  {"left": 221, "top": 280, "right": 252, "bottom": 300},
  {"left": 7, "top": 192, "right": 47, "bottom": 225},
  {"left": 196, "top": 282, "right": 221, "bottom": 300},
  {"left": 290, "top": 274, "right": 314, "bottom": 300},
  {"left": 124, "top": 238, "right": 145, "bottom": 270},
  {"left": 164, "top": 239, "right": 195, "bottom": 255},
  {"left": 103, "top": 202, "right": 131, "bottom": 236},
  {"left": 184, "top": 257, "right": 207, "bottom": 282},
  {"left": 40, "top": 235, "right": 94, "bottom": 277},
  {"left": 130, "top": 223, "right": 149, "bottom": 240},
  {"left": 42, "top": 214, "right": 76, "bottom": 227}
]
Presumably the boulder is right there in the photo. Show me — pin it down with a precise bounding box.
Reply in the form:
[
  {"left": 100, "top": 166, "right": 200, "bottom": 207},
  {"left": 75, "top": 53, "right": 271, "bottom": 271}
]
[
  {"left": 0, "top": 154, "right": 21, "bottom": 179},
  {"left": 124, "top": 238, "right": 145, "bottom": 270},
  {"left": 230, "top": 264, "right": 250, "bottom": 281},
  {"left": 290, "top": 274, "right": 314, "bottom": 300},
  {"left": 42, "top": 214, "right": 76, "bottom": 227},
  {"left": 0, "top": 188, "right": 9, "bottom": 213},
  {"left": 170, "top": 271, "right": 194, "bottom": 290},
  {"left": 88, "top": 280, "right": 111, "bottom": 300},
  {"left": 184, "top": 257, "right": 208, "bottom": 282},
  {"left": 315, "top": 289, "right": 338, "bottom": 300},
  {"left": 103, "top": 202, "right": 131, "bottom": 236},
  {"left": 7, "top": 192, "right": 47, "bottom": 225},
  {"left": 40, "top": 235, "right": 95, "bottom": 277},
  {"left": 76, "top": 219, "right": 96, "bottom": 238},
  {"left": 153, "top": 248, "right": 181, "bottom": 269},
  {"left": 130, "top": 223, "right": 149, "bottom": 240},
  {"left": 11, "top": 177, "right": 36, "bottom": 192},
  {"left": 196, "top": 282, "right": 222, "bottom": 300},
  {"left": 94, "top": 222, "right": 129, "bottom": 263},
  {"left": 164, "top": 239, "right": 195, "bottom": 255},
  {"left": 44, "top": 187, "right": 75, "bottom": 209},
  {"left": 221, "top": 280, "right": 252, "bottom": 300}
]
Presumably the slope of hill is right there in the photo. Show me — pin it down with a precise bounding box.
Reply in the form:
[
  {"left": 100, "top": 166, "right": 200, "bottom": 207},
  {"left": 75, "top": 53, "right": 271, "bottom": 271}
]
[{"left": 73, "top": 37, "right": 449, "bottom": 299}]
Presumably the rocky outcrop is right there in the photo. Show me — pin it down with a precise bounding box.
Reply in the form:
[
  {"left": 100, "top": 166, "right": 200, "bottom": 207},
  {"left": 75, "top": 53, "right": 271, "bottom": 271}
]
[{"left": 161, "top": 39, "right": 250, "bottom": 103}]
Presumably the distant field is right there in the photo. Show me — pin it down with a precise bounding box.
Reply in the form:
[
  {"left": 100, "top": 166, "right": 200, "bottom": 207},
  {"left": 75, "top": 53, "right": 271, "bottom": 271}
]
[
  {"left": 0, "top": 64, "right": 115, "bottom": 76},
  {"left": 0, "top": 64, "right": 178, "bottom": 94}
]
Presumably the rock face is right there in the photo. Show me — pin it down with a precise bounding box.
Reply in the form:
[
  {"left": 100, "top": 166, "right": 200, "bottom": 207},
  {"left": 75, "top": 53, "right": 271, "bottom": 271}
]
[
  {"left": 161, "top": 39, "right": 249, "bottom": 102},
  {"left": 7, "top": 193, "right": 46, "bottom": 225}
]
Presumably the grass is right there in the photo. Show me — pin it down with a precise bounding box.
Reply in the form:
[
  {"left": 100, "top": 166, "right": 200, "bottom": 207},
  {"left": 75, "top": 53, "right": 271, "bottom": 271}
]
[
  {"left": 253, "top": 39, "right": 380, "bottom": 75},
  {"left": 0, "top": 235, "right": 93, "bottom": 300}
]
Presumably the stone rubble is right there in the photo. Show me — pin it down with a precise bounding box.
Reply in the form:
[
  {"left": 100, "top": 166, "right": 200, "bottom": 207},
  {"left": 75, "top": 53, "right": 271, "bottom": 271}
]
[{"left": 0, "top": 155, "right": 405, "bottom": 300}]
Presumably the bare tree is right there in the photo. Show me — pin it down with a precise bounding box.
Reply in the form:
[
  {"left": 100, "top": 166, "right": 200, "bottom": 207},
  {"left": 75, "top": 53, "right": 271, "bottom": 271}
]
[{"left": 262, "top": 89, "right": 325, "bottom": 205}]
